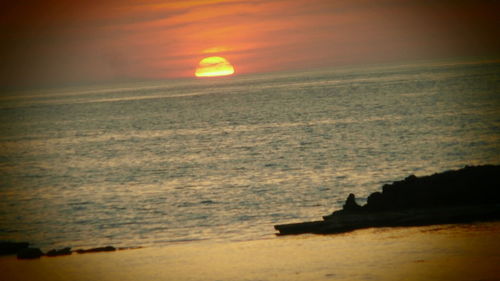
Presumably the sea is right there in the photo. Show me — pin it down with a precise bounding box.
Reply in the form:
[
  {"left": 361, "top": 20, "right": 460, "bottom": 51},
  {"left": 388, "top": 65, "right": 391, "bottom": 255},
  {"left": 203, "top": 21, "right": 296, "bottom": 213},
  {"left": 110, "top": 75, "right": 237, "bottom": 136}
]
[{"left": 0, "top": 60, "right": 499, "bottom": 251}]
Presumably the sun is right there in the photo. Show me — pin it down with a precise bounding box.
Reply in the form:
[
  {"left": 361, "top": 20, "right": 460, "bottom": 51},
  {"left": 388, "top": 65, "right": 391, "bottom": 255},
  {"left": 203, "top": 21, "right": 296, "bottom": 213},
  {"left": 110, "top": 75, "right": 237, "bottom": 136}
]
[{"left": 195, "top": 56, "right": 235, "bottom": 77}]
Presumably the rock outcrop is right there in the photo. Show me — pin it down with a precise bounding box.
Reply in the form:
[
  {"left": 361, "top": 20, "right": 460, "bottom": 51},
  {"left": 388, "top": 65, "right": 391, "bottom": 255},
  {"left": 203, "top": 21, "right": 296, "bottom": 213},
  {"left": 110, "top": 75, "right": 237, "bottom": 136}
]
[
  {"left": 275, "top": 165, "right": 500, "bottom": 235},
  {"left": 17, "top": 248, "right": 44, "bottom": 259},
  {"left": 46, "top": 247, "right": 72, "bottom": 257},
  {"left": 0, "top": 242, "right": 140, "bottom": 260},
  {"left": 0, "top": 242, "right": 29, "bottom": 255},
  {"left": 75, "top": 246, "right": 116, "bottom": 254},
  {"left": 0, "top": 243, "right": 139, "bottom": 260}
]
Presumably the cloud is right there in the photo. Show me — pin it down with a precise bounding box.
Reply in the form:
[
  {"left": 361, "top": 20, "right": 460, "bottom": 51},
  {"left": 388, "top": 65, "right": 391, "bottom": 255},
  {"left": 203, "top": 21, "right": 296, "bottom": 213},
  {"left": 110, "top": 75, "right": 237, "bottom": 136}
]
[{"left": 1, "top": 0, "right": 499, "bottom": 90}]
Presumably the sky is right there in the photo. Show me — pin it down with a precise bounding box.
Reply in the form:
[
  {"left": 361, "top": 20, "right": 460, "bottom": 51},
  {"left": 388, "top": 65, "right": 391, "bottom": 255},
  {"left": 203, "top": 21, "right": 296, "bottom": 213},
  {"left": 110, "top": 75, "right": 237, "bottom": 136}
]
[{"left": 1, "top": 0, "right": 499, "bottom": 90}]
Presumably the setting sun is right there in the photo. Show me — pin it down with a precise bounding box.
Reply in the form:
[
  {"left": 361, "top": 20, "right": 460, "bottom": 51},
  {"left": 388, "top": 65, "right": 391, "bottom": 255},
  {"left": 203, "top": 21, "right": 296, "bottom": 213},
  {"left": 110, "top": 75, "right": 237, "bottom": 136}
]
[{"left": 195, "top": 56, "right": 235, "bottom": 77}]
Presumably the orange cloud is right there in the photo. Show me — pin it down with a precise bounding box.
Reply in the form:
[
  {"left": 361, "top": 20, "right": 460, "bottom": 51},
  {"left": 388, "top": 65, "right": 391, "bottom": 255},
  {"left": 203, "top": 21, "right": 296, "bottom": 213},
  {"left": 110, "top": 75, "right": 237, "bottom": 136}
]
[{"left": 1, "top": 0, "right": 499, "bottom": 90}]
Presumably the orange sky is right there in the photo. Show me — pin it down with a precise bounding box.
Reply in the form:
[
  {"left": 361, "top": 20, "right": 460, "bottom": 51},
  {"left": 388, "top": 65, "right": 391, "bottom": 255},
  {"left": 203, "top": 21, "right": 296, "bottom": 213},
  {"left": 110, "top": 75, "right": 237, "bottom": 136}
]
[{"left": 1, "top": 0, "right": 499, "bottom": 89}]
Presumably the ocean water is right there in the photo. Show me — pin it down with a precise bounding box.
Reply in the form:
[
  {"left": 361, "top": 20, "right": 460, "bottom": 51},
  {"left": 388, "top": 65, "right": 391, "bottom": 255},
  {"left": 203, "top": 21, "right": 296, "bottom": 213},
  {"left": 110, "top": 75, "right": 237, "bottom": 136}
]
[{"left": 0, "top": 61, "right": 499, "bottom": 250}]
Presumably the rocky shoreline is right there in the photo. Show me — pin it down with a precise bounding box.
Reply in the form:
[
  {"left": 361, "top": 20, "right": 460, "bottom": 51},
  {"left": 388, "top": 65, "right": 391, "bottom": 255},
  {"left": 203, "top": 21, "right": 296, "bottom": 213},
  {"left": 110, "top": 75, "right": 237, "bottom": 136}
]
[
  {"left": 275, "top": 165, "right": 500, "bottom": 235},
  {"left": 0, "top": 242, "right": 141, "bottom": 259}
]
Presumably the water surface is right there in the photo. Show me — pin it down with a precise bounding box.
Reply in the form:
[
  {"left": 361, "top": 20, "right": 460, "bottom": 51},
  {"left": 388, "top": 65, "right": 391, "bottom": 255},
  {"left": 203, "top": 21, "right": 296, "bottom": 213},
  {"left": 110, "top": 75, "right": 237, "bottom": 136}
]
[{"left": 0, "top": 61, "right": 499, "bottom": 249}]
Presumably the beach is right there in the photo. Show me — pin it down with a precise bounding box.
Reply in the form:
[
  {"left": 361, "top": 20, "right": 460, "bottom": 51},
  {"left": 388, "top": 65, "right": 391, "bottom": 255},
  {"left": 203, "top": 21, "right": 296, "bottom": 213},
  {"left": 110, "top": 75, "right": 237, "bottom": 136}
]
[{"left": 2, "top": 221, "right": 499, "bottom": 281}]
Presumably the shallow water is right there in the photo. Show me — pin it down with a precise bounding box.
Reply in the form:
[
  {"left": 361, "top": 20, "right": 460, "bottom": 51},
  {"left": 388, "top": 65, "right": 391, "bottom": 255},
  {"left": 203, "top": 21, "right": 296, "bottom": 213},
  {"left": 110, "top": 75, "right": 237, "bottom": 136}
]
[{"left": 0, "top": 61, "right": 499, "bottom": 249}]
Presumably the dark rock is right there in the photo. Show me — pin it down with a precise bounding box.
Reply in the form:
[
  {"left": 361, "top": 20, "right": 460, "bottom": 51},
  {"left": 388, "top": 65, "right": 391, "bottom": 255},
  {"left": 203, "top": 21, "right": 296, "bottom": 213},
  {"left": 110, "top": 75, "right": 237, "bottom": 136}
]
[
  {"left": 117, "top": 246, "right": 143, "bottom": 251},
  {"left": 275, "top": 165, "right": 500, "bottom": 235},
  {"left": 17, "top": 248, "right": 44, "bottom": 259},
  {"left": 0, "top": 242, "right": 29, "bottom": 255},
  {"left": 76, "top": 246, "right": 116, "bottom": 254},
  {"left": 365, "top": 192, "right": 386, "bottom": 211},
  {"left": 364, "top": 164, "right": 500, "bottom": 211},
  {"left": 46, "top": 247, "right": 72, "bottom": 257}
]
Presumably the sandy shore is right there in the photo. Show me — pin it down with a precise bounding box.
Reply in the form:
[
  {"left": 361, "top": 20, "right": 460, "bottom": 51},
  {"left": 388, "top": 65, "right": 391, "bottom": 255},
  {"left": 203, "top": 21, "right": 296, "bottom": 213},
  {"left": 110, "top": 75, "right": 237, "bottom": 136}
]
[{"left": 1, "top": 222, "right": 499, "bottom": 281}]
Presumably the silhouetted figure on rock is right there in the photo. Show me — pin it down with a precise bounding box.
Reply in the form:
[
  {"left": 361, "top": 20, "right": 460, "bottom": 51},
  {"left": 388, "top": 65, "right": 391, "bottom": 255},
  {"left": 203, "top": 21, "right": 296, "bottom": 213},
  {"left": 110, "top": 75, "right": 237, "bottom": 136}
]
[{"left": 343, "top": 193, "right": 362, "bottom": 212}]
